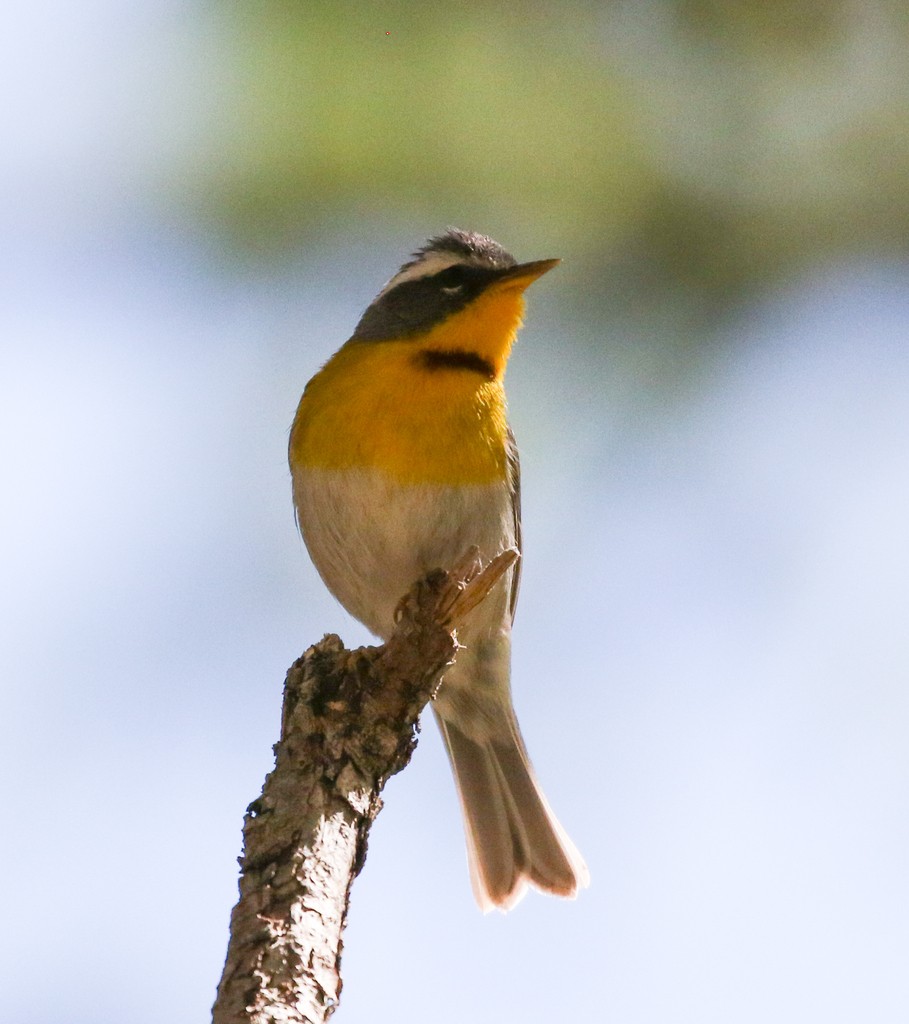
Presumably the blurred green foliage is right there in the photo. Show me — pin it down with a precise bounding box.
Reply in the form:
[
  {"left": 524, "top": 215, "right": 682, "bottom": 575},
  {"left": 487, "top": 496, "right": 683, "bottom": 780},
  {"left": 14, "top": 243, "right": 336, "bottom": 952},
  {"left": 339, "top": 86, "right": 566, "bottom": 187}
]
[{"left": 187, "top": 0, "right": 909, "bottom": 316}]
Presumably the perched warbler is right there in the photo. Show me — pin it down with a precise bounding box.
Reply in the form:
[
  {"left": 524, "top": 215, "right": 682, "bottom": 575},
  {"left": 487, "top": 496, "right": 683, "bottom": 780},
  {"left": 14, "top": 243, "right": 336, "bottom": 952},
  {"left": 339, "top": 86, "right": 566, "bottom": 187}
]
[{"left": 289, "top": 228, "right": 588, "bottom": 911}]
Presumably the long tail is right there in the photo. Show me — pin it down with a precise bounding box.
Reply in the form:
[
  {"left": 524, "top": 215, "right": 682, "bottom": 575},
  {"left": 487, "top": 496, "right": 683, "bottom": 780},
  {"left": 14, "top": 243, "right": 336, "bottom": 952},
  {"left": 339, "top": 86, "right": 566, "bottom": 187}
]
[{"left": 434, "top": 705, "right": 589, "bottom": 912}]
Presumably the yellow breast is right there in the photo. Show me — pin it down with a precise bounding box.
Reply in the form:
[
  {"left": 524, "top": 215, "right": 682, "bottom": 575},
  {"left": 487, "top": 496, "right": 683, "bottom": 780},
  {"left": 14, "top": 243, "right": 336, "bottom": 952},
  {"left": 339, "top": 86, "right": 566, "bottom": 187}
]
[{"left": 289, "top": 340, "right": 511, "bottom": 486}]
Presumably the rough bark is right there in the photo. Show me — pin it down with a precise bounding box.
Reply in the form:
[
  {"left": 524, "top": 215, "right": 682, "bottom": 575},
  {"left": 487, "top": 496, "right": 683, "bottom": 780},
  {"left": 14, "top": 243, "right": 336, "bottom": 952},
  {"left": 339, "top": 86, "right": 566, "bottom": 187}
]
[{"left": 212, "top": 546, "right": 519, "bottom": 1024}]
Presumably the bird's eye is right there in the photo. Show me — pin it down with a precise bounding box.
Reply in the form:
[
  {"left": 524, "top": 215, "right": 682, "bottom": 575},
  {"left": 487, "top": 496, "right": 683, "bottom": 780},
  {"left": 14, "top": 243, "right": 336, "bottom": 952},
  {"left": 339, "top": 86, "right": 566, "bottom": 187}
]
[{"left": 434, "top": 265, "right": 469, "bottom": 293}]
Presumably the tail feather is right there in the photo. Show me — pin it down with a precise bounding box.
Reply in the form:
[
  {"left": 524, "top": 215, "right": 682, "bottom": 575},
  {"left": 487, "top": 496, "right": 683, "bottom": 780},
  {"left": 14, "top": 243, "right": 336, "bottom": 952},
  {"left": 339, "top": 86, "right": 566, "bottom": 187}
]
[{"left": 435, "top": 708, "right": 589, "bottom": 912}]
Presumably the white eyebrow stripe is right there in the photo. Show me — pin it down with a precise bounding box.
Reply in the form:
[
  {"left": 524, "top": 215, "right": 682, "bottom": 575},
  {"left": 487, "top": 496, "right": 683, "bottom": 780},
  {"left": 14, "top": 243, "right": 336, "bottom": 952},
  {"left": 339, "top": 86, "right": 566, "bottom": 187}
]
[{"left": 376, "top": 251, "right": 469, "bottom": 298}]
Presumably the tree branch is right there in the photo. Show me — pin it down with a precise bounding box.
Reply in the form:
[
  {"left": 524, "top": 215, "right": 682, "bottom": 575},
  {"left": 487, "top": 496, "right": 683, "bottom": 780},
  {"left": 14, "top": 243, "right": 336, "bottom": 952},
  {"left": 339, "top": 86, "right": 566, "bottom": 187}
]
[{"left": 212, "top": 546, "right": 519, "bottom": 1024}]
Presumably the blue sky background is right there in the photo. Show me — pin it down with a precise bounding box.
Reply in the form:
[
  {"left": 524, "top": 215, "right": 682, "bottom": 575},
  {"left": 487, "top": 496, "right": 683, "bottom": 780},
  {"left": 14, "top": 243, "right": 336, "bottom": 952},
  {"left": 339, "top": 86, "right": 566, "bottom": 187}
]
[{"left": 2, "top": 4, "right": 908, "bottom": 1022}]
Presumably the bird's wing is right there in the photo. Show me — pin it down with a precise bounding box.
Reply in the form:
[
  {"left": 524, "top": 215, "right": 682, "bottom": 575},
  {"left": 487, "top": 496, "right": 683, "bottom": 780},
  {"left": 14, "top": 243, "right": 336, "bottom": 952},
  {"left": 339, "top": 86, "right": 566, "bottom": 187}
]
[{"left": 506, "top": 426, "right": 522, "bottom": 624}]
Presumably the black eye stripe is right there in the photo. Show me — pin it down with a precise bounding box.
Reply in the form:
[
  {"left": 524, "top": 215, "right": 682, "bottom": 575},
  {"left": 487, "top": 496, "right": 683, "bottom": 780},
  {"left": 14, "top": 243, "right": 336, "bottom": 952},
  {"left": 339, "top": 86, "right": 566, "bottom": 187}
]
[
  {"left": 433, "top": 265, "right": 470, "bottom": 287},
  {"left": 352, "top": 262, "right": 498, "bottom": 341}
]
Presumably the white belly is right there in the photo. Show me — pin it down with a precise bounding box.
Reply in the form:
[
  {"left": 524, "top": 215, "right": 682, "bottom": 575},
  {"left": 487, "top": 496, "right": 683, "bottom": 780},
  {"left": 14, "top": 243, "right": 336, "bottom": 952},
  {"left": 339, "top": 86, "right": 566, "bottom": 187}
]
[{"left": 293, "top": 466, "right": 517, "bottom": 639}]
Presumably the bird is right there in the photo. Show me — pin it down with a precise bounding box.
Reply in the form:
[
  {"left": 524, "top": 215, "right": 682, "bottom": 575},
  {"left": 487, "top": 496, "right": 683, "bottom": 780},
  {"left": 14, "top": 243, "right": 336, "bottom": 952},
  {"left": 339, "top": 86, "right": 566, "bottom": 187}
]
[{"left": 288, "top": 228, "right": 588, "bottom": 911}]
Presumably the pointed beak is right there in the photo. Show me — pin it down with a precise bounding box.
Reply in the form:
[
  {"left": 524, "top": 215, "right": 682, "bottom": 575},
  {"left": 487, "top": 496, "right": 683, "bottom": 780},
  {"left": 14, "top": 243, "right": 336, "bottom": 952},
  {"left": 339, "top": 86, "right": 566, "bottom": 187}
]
[{"left": 489, "top": 258, "right": 561, "bottom": 292}]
